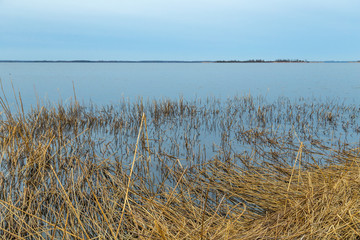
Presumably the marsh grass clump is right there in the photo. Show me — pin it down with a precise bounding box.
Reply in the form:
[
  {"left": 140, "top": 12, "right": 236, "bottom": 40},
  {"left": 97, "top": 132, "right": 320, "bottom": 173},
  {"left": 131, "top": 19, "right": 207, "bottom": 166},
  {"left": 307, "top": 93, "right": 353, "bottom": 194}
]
[{"left": 0, "top": 94, "right": 360, "bottom": 239}]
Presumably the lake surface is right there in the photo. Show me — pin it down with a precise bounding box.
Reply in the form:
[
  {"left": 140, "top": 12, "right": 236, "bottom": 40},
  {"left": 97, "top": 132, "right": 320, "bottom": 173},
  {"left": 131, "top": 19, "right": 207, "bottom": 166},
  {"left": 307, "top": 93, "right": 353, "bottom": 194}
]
[
  {"left": 0, "top": 62, "right": 359, "bottom": 110},
  {"left": 0, "top": 63, "right": 359, "bottom": 185}
]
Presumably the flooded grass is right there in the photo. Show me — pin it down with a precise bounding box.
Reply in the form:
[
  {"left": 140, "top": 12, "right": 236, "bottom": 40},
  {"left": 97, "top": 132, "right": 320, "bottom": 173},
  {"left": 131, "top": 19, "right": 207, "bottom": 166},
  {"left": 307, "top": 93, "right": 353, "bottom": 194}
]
[{"left": 0, "top": 94, "right": 360, "bottom": 239}]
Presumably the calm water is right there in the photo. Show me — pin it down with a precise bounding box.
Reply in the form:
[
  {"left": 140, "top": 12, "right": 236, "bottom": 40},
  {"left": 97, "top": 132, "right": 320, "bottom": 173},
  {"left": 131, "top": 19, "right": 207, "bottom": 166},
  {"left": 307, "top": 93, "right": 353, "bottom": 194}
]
[{"left": 0, "top": 62, "right": 359, "bottom": 110}]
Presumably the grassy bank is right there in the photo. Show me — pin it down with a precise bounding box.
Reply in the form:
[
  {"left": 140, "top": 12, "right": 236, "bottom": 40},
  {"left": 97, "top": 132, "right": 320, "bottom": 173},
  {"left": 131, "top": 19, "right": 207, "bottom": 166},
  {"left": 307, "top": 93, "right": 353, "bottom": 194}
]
[{"left": 0, "top": 95, "right": 359, "bottom": 239}]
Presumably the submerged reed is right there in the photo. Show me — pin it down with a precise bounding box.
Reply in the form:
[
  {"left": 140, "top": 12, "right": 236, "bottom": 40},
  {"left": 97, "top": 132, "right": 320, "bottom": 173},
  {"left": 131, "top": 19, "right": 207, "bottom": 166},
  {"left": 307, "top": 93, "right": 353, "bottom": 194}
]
[{"left": 0, "top": 93, "right": 359, "bottom": 239}]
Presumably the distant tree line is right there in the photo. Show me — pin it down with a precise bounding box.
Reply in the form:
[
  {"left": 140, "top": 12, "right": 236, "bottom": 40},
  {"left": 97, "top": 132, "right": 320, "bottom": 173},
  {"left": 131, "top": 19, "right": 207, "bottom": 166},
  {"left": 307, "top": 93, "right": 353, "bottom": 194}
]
[
  {"left": 216, "top": 59, "right": 308, "bottom": 63},
  {"left": 274, "top": 59, "right": 308, "bottom": 62}
]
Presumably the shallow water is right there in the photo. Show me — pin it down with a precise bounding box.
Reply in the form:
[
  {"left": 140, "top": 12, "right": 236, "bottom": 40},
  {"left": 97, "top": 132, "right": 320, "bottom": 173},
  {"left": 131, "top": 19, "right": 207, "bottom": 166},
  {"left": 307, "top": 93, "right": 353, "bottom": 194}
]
[
  {"left": 0, "top": 62, "right": 359, "bottom": 171},
  {"left": 0, "top": 62, "right": 359, "bottom": 110}
]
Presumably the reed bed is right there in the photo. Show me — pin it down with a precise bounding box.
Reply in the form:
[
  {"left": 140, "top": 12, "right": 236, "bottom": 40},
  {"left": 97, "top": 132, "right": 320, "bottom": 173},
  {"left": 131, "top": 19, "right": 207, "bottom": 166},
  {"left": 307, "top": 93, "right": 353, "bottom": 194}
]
[{"left": 0, "top": 94, "right": 360, "bottom": 239}]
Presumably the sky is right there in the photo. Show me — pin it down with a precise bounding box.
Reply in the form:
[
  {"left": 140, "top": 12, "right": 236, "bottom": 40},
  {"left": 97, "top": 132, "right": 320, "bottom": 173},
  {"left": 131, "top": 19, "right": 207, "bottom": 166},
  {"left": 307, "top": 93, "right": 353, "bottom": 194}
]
[{"left": 0, "top": 0, "right": 359, "bottom": 61}]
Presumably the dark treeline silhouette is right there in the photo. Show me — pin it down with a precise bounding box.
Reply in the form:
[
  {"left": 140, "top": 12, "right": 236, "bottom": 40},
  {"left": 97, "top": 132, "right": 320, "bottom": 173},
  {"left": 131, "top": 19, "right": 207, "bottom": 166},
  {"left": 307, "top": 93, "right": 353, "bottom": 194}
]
[
  {"left": 216, "top": 59, "right": 308, "bottom": 63},
  {"left": 216, "top": 59, "right": 265, "bottom": 63},
  {"left": 274, "top": 59, "right": 308, "bottom": 62}
]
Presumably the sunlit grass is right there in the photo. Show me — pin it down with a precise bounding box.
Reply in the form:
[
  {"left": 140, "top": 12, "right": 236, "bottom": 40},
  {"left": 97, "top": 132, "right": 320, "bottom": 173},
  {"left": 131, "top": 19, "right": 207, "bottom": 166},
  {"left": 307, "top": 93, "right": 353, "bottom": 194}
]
[{"left": 0, "top": 93, "right": 360, "bottom": 239}]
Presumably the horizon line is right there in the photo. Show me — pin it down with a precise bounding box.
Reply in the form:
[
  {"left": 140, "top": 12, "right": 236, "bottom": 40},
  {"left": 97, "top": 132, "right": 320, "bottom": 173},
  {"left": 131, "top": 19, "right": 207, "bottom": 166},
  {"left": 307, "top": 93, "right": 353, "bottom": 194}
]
[{"left": 0, "top": 59, "right": 359, "bottom": 63}]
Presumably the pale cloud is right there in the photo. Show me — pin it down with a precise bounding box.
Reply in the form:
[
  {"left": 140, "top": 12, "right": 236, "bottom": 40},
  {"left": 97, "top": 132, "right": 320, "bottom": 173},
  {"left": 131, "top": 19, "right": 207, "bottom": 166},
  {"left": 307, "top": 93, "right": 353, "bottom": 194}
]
[
  {"left": 1, "top": 0, "right": 257, "bottom": 27},
  {"left": 2, "top": 0, "right": 358, "bottom": 27},
  {"left": 2, "top": 0, "right": 358, "bottom": 22},
  {"left": 2, "top": 0, "right": 358, "bottom": 13},
  {"left": 0, "top": 0, "right": 279, "bottom": 18}
]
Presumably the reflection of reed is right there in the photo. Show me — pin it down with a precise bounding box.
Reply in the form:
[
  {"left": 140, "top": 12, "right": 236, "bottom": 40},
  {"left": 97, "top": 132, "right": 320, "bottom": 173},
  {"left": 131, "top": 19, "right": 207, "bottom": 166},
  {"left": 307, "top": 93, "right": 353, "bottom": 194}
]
[{"left": 0, "top": 94, "right": 359, "bottom": 239}]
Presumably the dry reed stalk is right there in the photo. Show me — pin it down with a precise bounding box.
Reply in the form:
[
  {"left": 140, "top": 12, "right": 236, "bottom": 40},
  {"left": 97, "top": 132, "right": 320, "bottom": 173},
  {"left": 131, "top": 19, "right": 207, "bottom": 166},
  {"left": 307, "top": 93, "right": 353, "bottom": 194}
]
[
  {"left": 115, "top": 112, "right": 145, "bottom": 238},
  {"left": 0, "top": 199, "right": 82, "bottom": 239},
  {"left": 1, "top": 93, "right": 360, "bottom": 239},
  {"left": 50, "top": 165, "right": 89, "bottom": 239}
]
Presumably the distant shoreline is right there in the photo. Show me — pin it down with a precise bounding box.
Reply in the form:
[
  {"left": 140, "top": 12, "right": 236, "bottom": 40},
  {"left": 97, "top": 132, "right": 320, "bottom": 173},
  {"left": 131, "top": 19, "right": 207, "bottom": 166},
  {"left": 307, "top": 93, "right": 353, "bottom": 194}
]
[{"left": 0, "top": 60, "right": 359, "bottom": 63}]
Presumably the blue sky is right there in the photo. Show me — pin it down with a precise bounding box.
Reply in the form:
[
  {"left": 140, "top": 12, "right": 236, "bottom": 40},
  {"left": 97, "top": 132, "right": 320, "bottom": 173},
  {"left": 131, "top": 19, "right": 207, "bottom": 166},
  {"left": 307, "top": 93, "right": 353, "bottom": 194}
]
[{"left": 1, "top": 0, "right": 359, "bottom": 61}]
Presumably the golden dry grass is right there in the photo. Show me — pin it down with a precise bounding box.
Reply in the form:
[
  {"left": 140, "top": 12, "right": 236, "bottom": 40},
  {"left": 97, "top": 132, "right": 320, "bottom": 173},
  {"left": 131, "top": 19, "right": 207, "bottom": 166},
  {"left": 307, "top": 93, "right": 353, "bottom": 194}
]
[{"left": 0, "top": 94, "right": 360, "bottom": 239}]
